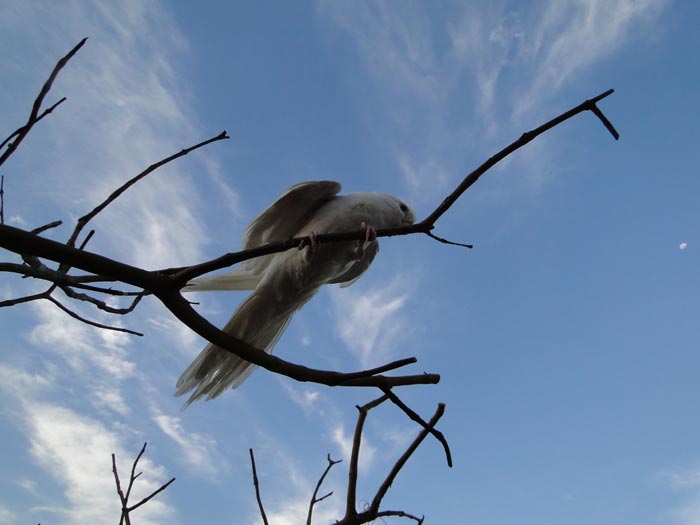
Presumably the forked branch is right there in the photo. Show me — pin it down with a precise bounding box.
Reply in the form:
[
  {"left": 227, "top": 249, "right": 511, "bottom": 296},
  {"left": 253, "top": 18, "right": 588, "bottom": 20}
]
[
  {"left": 111, "top": 442, "right": 175, "bottom": 525},
  {"left": 250, "top": 395, "right": 445, "bottom": 524},
  {"left": 0, "top": 39, "right": 620, "bottom": 391}
]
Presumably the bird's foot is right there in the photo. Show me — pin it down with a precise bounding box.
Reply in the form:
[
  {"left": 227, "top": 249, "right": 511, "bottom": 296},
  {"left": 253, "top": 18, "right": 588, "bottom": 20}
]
[
  {"left": 300, "top": 230, "right": 319, "bottom": 262},
  {"left": 354, "top": 222, "right": 377, "bottom": 260}
]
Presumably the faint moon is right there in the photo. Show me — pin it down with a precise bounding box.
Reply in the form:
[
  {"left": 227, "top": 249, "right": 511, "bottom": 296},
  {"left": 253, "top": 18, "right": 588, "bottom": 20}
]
[{"left": 680, "top": 242, "right": 688, "bottom": 250}]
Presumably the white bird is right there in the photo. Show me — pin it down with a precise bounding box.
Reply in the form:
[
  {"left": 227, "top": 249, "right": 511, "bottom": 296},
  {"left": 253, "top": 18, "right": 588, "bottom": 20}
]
[{"left": 175, "top": 180, "right": 415, "bottom": 405}]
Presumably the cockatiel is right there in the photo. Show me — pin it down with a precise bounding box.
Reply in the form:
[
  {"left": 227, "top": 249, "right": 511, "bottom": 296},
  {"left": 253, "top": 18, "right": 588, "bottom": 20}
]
[{"left": 175, "top": 180, "right": 415, "bottom": 405}]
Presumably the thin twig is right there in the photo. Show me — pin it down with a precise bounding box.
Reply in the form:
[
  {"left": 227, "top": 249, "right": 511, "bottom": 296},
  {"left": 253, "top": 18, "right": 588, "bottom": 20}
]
[
  {"left": 0, "top": 291, "right": 48, "bottom": 308},
  {"left": 127, "top": 478, "right": 176, "bottom": 513},
  {"left": 31, "top": 220, "right": 63, "bottom": 235},
  {"left": 0, "top": 39, "right": 86, "bottom": 168},
  {"left": 422, "top": 88, "right": 617, "bottom": 226},
  {"left": 374, "top": 510, "right": 425, "bottom": 523},
  {"left": 58, "top": 284, "right": 144, "bottom": 315},
  {"left": 381, "top": 387, "right": 452, "bottom": 467},
  {"left": 307, "top": 454, "right": 342, "bottom": 525},
  {"left": 0, "top": 175, "right": 4, "bottom": 225},
  {"left": 112, "top": 443, "right": 175, "bottom": 524},
  {"left": 46, "top": 295, "right": 143, "bottom": 336},
  {"left": 249, "top": 449, "right": 270, "bottom": 525},
  {"left": 0, "top": 97, "right": 67, "bottom": 152},
  {"left": 64, "top": 131, "right": 229, "bottom": 251},
  {"left": 111, "top": 452, "right": 130, "bottom": 525},
  {"left": 125, "top": 443, "right": 147, "bottom": 503},
  {"left": 366, "top": 403, "right": 446, "bottom": 520},
  {"left": 425, "top": 231, "right": 473, "bottom": 249}
]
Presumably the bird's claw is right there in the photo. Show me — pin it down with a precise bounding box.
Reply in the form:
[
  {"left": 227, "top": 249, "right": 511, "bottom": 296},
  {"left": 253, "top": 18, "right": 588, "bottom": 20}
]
[
  {"left": 300, "top": 230, "right": 319, "bottom": 262},
  {"left": 354, "top": 222, "right": 376, "bottom": 260}
]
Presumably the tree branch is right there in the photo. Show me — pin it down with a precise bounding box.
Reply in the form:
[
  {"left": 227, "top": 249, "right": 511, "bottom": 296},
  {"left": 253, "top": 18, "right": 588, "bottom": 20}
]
[
  {"left": 381, "top": 387, "right": 452, "bottom": 467},
  {"left": 0, "top": 88, "right": 619, "bottom": 389},
  {"left": 307, "top": 454, "right": 342, "bottom": 525},
  {"left": 421, "top": 88, "right": 617, "bottom": 227},
  {"left": 63, "top": 130, "right": 229, "bottom": 253},
  {"left": 112, "top": 442, "right": 175, "bottom": 524},
  {"left": 249, "top": 448, "right": 270, "bottom": 525},
  {"left": 344, "top": 395, "right": 389, "bottom": 522},
  {"left": 0, "top": 38, "right": 86, "bottom": 168}
]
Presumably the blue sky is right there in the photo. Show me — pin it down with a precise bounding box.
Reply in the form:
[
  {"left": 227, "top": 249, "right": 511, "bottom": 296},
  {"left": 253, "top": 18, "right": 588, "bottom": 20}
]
[{"left": 1, "top": 1, "right": 699, "bottom": 524}]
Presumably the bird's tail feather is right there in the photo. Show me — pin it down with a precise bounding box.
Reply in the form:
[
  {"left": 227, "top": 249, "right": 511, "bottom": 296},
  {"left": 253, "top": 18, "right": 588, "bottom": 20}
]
[
  {"left": 175, "top": 290, "right": 293, "bottom": 407},
  {"left": 185, "top": 266, "right": 260, "bottom": 291}
]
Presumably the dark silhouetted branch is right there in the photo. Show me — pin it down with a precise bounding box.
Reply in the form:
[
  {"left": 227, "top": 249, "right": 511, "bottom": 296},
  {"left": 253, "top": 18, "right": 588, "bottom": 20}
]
[
  {"left": 112, "top": 442, "right": 175, "bottom": 525},
  {"left": 47, "top": 295, "right": 143, "bottom": 336},
  {"left": 0, "top": 38, "right": 86, "bottom": 168},
  {"left": 307, "top": 454, "right": 342, "bottom": 525},
  {"left": 249, "top": 448, "right": 270, "bottom": 525},
  {"left": 381, "top": 387, "right": 452, "bottom": 467},
  {"left": 63, "top": 130, "right": 229, "bottom": 253},
  {"left": 0, "top": 49, "right": 618, "bottom": 391}
]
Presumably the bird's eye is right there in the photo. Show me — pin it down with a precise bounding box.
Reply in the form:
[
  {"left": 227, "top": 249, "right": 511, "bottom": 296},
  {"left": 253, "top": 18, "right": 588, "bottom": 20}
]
[{"left": 399, "top": 202, "right": 408, "bottom": 213}]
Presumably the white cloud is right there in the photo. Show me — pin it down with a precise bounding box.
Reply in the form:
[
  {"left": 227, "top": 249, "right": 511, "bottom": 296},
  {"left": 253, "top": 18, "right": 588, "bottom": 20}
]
[
  {"left": 26, "top": 402, "right": 173, "bottom": 524},
  {"left": 265, "top": 493, "right": 341, "bottom": 525},
  {"left": 282, "top": 382, "right": 324, "bottom": 416},
  {"left": 321, "top": 1, "right": 669, "bottom": 198},
  {"left": 0, "top": 363, "right": 53, "bottom": 399},
  {"left": 656, "top": 465, "right": 700, "bottom": 490},
  {"left": 330, "top": 275, "right": 415, "bottom": 369},
  {"left": 654, "top": 463, "right": 700, "bottom": 525},
  {"left": 332, "top": 423, "right": 376, "bottom": 474},
  {"left": 152, "top": 412, "right": 223, "bottom": 478},
  {"left": 17, "top": 478, "right": 39, "bottom": 496},
  {"left": 28, "top": 300, "right": 135, "bottom": 380},
  {"left": 0, "top": 505, "right": 16, "bottom": 525}
]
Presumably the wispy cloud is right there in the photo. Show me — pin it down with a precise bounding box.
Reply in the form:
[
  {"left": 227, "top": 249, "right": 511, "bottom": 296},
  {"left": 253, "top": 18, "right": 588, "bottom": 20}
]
[
  {"left": 656, "top": 464, "right": 700, "bottom": 490},
  {"left": 281, "top": 381, "right": 325, "bottom": 417},
  {"left": 0, "top": 505, "right": 16, "bottom": 525},
  {"left": 26, "top": 403, "right": 173, "bottom": 524},
  {"left": 654, "top": 463, "right": 700, "bottom": 525},
  {"left": 329, "top": 274, "right": 415, "bottom": 369},
  {"left": 152, "top": 412, "right": 224, "bottom": 478},
  {"left": 320, "top": 0, "right": 669, "bottom": 198},
  {"left": 332, "top": 422, "right": 376, "bottom": 473},
  {"left": 0, "top": 2, "right": 231, "bottom": 521}
]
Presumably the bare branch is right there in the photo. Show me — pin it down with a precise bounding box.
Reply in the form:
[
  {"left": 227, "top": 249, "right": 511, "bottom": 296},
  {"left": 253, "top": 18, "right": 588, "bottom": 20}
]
[
  {"left": 367, "top": 403, "right": 446, "bottom": 520},
  {"left": 425, "top": 231, "right": 473, "bottom": 249},
  {"left": 46, "top": 295, "right": 143, "bottom": 336},
  {"left": 0, "top": 290, "right": 48, "bottom": 308},
  {"left": 375, "top": 510, "right": 425, "bottom": 523},
  {"left": 249, "top": 449, "right": 270, "bottom": 525},
  {"left": 0, "top": 225, "right": 440, "bottom": 387},
  {"left": 344, "top": 395, "right": 389, "bottom": 522},
  {"left": 0, "top": 89, "right": 619, "bottom": 390},
  {"left": 381, "top": 387, "right": 452, "bottom": 467},
  {"left": 307, "top": 454, "right": 342, "bottom": 525},
  {"left": 127, "top": 478, "right": 176, "bottom": 513},
  {"left": 0, "top": 39, "right": 86, "bottom": 168},
  {"left": 112, "top": 442, "right": 175, "bottom": 524},
  {"left": 422, "top": 88, "right": 617, "bottom": 227},
  {"left": 0, "top": 175, "right": 4, "bottom": 225},
  {"left": 111, "top": 452, "right": 130, "bottom": 525},
  {"left": 57, "top": 284, "right": 144, "bottom": 315},
  {"left": 0, "top": 97, "right": 67, "bottom": 152},
  {"left": 63, "top": 130, "right": 229, "bottom": 251},
  {"left": 31, "top": 220, "right": 63, "bottom": 235}
]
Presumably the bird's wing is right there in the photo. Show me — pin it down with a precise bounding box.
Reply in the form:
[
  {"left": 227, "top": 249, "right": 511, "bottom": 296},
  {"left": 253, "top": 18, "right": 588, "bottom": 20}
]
[
  {"left": 186, "top": 181, "right": 342, "bottom": 291},
  {"left": 243, "top": 180, "right": 342, "bottom": 249},
  {"left": 327, "top": 241, "right": 379, "bottom": 288}
]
